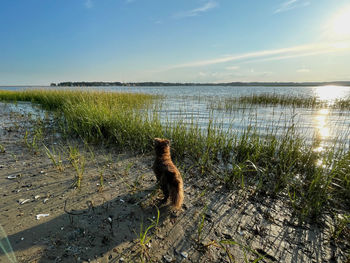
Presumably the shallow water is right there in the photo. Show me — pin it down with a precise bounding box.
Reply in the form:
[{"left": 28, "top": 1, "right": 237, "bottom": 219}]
[{"left": 1, "top": 85, "right": 350, "bottom": 151}]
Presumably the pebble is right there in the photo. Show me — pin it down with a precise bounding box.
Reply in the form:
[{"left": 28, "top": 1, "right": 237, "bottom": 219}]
[
  {"left": 43, "top": 198, "right": 49, "bottom": 204},
  {"left": 34, "top": 195, "right": 41, "bottom": 200},
  {"left": 181, "top": 252, "right": 188, "bottom": 258},
  {"left": 163, "top": 255, "right": 173, "bottom": 262}
]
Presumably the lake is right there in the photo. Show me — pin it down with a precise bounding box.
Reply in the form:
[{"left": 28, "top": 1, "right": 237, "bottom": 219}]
[{"left": 2, "top": 85, "right": 350, "bottom": 152}]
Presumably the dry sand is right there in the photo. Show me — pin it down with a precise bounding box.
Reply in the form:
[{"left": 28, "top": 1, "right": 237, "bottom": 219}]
[{"left": 0, "top": 102, "right": 348, "bottom": 263}]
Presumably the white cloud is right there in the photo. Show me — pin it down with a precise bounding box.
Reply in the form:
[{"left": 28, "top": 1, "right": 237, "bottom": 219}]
[
  {"left": 297, "top": 68, "right": 310, "bottom": 73},
  {"left": 173, "top": 1, "right": 218, "bottom": 18},
  {"left": 84, "top": 0, "right": 93, "bottom": 9},
  {"left": 200, "top": 69, "right": 274, "bottom": 83},
  {"left": 274, "top": 0, "right": 310, "bottom": 14},
  {"left": 165, "top": 41, "right": 350, "bottom": 69}
]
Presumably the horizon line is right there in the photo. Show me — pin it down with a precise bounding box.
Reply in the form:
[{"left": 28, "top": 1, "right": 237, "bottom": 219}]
[{"left": 2, "top": 80, "right": 350, "bottom": 87}]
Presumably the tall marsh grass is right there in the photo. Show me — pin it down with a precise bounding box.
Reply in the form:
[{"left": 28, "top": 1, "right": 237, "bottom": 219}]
[
  {"left": 209, "top": 93, "right": 350, "bottom": 112},
  {"left": 0, "top": 89, "right": 349, "bottom": 218}
]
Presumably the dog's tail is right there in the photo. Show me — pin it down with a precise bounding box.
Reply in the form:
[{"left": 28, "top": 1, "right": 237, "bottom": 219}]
[{"left": 170, "top": 178, "right": 184, "bottom": 210}]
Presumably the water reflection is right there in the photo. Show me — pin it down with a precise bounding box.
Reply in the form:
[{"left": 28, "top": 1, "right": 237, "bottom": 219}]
[
  {"left": 313, "top": 85, "right": 349, "bottom": 105},
  {"left": 313, "top": 108, "right": 330, "bottom": 153}
]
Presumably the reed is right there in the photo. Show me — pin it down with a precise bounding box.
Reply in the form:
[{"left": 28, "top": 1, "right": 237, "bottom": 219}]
[
  {"left": 136, "top": 206, "right": 160, "bottom": 262},
  {"left": 333, "top": 97, "right": 350, "bottom": 109},
  {"left": 207, "top": 93, "right": 350, "bottom": 112},
  {"left": 43, "top": 145, "right": 64, "bottom": 172}
]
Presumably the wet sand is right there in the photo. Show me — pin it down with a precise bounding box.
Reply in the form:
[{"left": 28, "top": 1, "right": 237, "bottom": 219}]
[{"left": 0, "top": 103, "right": 348, "bottom": 262}]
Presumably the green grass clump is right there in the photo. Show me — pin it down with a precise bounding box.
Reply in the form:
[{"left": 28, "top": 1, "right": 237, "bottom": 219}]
[
  {"left": 0, "top": 89, "right": 157, "bottom": 110},
  {"left": 333, "top": 97, "right": 350, "bottom": 110},
  {"left": 209, "top": 93, "right": 327, "bottom": 112},
  {"left": 238, "top": 94, "right": 322, "bottom": 107},
  {"left": 136, "top": 207, "right": 160, "bottom": 262},
  {"left": 0, "top": 89, "right": 162, "bottom": 149},
  {"left": 209, "top": 93, "right": 350, "bottom": 112},
  {"left": 0, "top": 89, "right": 349, "bottom": 219}
]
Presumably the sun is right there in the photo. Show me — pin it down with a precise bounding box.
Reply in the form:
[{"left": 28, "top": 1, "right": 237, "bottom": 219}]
[{"left": 331, "top": 6, "right": 350, "bottom": 38}]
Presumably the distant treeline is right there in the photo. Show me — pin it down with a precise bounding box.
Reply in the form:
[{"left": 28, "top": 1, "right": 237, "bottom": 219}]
[{"left": 51, "top": 81, "right": 350, "bottom": 87}]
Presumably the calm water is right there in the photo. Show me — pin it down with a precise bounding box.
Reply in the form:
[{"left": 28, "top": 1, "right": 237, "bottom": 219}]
[{"left": 2, "top": 85, "right": 350, "bottom": 151}]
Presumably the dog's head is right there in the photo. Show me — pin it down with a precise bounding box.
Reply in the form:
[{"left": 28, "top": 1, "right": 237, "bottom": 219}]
[{"left": 154, "top": 138, "right": 170, "bottom": 153}]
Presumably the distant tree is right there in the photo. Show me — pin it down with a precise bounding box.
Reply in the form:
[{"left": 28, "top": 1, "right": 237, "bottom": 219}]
[{"left": 50, "top": 83, "right": 57, "bottom": 86}]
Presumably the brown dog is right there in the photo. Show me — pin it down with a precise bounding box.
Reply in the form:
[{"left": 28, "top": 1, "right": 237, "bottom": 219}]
[{"left": 153, "top": 138, "right": 184, "bottom": 210}]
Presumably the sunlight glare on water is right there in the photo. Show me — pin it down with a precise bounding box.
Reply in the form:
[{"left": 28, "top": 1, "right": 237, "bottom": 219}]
[
  {"left": 313, "top": 108, "right": 330, "bottom": 153},
  {"left": 313, "top": 85, "right": 348, "bottom": 104}
]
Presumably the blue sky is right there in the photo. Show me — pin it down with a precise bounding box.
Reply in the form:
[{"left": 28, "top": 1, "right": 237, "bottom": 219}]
[{"left": 1, "top": 0, "right": 350, "bottom": 85}]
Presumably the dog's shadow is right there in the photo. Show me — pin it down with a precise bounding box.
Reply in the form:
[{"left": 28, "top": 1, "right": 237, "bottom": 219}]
[{"left": 1, "top": 187, "right": 171, "bottom": 263}]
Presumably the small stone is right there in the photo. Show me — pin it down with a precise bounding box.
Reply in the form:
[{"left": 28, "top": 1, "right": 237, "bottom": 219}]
[
  {"left": 163, "top": 255, "right": 173, "bottom": 262},
  {"left": 34, "top": 195, "right": 41, "bottom": 200},
  {"left": 180, "top": 252, "right": 188, "bottom": 258}
]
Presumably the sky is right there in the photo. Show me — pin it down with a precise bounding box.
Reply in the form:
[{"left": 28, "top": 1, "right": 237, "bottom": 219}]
[{"left": 1, "top": 0, "right": 350, "bottom": 85}]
